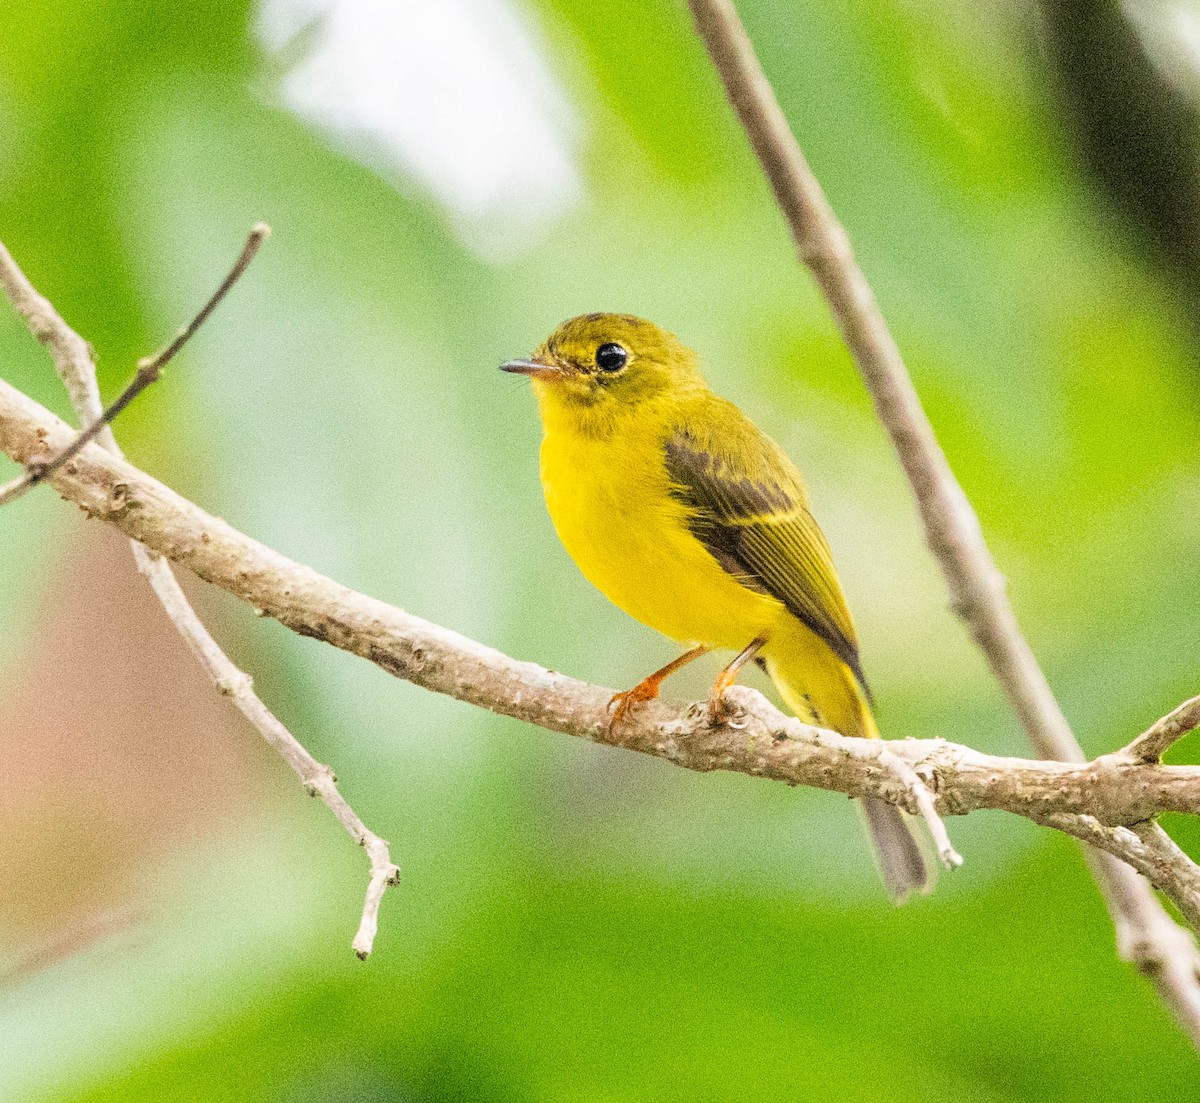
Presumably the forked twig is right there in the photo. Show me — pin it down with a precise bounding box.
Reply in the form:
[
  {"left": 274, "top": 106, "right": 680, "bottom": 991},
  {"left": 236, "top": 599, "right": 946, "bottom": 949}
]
[{"left": 0, "top": 231, "right": 400, "bottom": 958}]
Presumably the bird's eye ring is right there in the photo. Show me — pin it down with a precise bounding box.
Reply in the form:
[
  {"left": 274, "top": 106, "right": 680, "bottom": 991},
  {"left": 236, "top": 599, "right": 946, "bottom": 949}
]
[{"left": 595, "top": 343, "right": 628, "bottom": 372}]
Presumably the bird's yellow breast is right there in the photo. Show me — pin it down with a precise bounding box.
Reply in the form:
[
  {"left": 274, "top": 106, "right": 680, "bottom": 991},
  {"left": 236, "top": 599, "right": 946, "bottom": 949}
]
[{"left": 538, "top": 404, "right": 785, "bottom": 651}]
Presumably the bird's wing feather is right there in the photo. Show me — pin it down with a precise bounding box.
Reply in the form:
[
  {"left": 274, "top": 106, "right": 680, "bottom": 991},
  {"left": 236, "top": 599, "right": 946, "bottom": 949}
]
[{"left": 664, "top": 401, "right": 869, "bottom": 697}]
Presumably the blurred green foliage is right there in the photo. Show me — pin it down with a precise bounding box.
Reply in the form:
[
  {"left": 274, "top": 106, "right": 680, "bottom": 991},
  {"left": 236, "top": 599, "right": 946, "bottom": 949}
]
[{"left": 3, "top": 0, "right": 1200, "bottom": 1099}]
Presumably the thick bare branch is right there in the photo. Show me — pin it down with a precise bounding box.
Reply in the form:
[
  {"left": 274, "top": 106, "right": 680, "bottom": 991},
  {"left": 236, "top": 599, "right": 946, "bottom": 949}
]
[
  {"left": 9, "top": 380, "right": 1200, "bottom": 890},
  {"left": 684, "top": 0, "right": 1200, "bottom": 1044},
  {"left": 0, "top": 237, "right": 398, "bottom": 957}
]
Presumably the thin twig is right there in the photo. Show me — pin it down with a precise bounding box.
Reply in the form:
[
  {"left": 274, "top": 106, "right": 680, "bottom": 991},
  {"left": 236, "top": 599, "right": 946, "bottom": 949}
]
[
  {"left": 0, "top": 241, "right": 98, "bottom": 416},
  {"left": 685, "top": 0, "right": 1200, "bottom": 1045},
  {"left": 0, "top": 224, "right": 268, "bottom": 506},
  {"left": 138, "top": 223, "right": 270, "bottom": 375},
  {"left": 129, "top": 553, "right": 401, "bottom": 960},
  {"left": 0, "top": 233, "right": 399, "bottom": 958},
  {"left": 1123, "top": 695, "right": 1200, "bottom": 763},
  {"left": 0, "top": 465, "right": 30, "bottom": 505}
]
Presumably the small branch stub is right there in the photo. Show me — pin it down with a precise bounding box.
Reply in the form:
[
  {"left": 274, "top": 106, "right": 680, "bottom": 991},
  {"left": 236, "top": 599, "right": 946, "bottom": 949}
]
[
  {"left": 1122, "top": 695, "right": 1200, "bottom": 763},
  {"left": 884, "top": 748, "right": 963, "bottom": 870}
]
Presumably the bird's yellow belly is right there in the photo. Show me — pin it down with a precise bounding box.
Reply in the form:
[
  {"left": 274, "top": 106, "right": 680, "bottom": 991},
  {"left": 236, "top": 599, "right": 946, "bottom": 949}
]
[{"left": 540, "top": 429, "right": 784, "bottom": 651}]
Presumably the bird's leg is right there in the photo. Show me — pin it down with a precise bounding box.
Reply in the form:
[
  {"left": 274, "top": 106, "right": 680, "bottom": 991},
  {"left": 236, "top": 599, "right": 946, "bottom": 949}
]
[
  {"left": 609, "top": 645, "right": 710, "bottom": 729},
  {"left": 708, "top": 637, "right": 766, "bottom": 725}
]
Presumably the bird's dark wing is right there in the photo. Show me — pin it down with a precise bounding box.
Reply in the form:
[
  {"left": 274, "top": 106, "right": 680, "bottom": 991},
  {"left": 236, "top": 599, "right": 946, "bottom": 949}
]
[{"left": 664, "top": 402, "right": 869, "bottom": 696}]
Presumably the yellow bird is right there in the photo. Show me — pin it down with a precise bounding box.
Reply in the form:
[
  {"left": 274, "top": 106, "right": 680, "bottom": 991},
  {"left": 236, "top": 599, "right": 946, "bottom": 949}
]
[{"left": 502, "top": 313, "right": 928, "bottom": 900}]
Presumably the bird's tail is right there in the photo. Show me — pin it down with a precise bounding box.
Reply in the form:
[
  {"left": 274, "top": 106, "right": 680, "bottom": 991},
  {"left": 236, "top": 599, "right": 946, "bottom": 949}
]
[
  {"left": 859, "top": 794, "right": 929, "bottom": 903},
  {"left": 852, "top": 703, "right": 930, "bottom": 903},
  {"left": 764, "top": 631, "right": 930, "bottom": 902}
]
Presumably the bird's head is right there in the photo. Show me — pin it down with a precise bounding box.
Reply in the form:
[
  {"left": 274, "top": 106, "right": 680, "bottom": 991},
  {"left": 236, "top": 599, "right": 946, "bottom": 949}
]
[{"left": 501, "top": 314, "right": 703, "bottom": 427}]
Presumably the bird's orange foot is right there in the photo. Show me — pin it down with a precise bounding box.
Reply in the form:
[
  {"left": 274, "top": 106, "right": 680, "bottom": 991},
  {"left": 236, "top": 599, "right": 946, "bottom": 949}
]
[
  {"left": 707, "top": 637, "right": 766, "bottom": 726},
  {"left": 608, "top": 679, "right": 661, "bottom": 730}
]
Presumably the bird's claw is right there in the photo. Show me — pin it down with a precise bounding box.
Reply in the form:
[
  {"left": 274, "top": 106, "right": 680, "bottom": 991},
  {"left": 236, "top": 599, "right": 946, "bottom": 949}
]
[
  {"left": 608, "top": 683, "right": 658, "bottom": 731},
  {"left": 707, "top": 689, "right": 731, "bottom": 727}
]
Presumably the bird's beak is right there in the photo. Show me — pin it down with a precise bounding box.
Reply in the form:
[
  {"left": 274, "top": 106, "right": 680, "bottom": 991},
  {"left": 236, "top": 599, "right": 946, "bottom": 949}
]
[{"left": 500, "top": 358, "right": 563, "bottom": 380}]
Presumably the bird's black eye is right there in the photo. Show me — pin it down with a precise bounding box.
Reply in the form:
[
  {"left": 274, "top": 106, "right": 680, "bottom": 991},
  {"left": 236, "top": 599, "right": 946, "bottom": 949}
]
[{"left": 594, "top": 342, "right": 628, "bottom": 372}]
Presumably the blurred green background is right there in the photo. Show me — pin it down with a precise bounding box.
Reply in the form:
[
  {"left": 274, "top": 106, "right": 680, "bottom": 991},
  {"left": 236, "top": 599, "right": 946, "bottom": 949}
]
[{"left": 3, "top": 0, "right": 1200, "bottom": 1099}]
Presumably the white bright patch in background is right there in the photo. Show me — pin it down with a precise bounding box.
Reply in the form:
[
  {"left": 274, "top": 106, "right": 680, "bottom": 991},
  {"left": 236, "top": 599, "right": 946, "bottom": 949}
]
[
  {"left": 254, "top": 0, "right": 583, "bottom": 261},
  {"left": 1124, "top": 0, "right": 1200, "bottom": 102}
]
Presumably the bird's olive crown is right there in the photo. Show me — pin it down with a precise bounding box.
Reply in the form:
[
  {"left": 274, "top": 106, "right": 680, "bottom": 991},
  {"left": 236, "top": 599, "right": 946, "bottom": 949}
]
[{"left": 535, "top": 313, "right": 703, "bottom": 405}]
